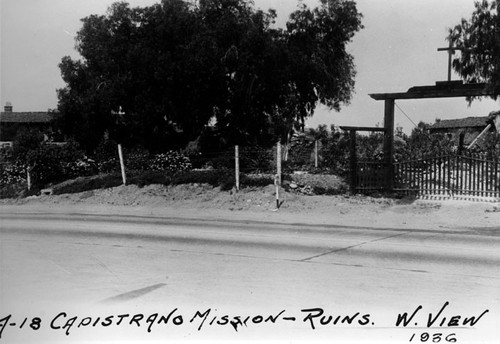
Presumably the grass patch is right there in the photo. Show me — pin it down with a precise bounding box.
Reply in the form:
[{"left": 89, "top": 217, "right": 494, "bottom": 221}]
[
  {"left": 0, "top": 183, "right": 43, "bottom": 199},
  {"left": 128, "top": 170, "right": 171, "bottom": 187},
  {"left": 0, "top": 183, "right": 26, "bottom": 199},
  {"left": 47, "top": 169, "right": 277, "bottom": 196},
  {"left": 52, "top": 174, "right": 123, "bottom": 195},
  {"left": 312, "top": 184, "right": 349, "bottom": 195},
  {"left": 240, "top": 174, "right": 274, "bottom": 188},
  {"left": 172, "top": 169, "right": 235, "bottom": 190},
  {"left": 53, "top": 171, "right": 171, "bottom": 195},
  {"left": 171, "top": 170, "right": 275, "bottom": 190}
]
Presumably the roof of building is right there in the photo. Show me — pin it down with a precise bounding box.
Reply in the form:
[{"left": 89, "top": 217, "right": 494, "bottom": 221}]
[
  {"left": 0, "top": 112, "right": 54, "bottom": 123},
  {"left": 430, "top": 116, "right": 490, "bottom": 130}
]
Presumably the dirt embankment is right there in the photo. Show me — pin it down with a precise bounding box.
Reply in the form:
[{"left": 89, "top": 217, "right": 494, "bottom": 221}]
[{"left": 1, "top": 183, "right": 499, "bottom": 230}]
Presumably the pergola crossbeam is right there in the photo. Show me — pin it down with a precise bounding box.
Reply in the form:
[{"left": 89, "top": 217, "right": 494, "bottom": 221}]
[
  {"left": 339, "top": 126, "right": 386, "bottom": 132},
  {"left": 369, "top": 82, "right": 496, "bottom": 100}
]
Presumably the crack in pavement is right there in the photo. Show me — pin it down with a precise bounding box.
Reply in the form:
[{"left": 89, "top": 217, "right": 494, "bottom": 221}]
[
  {"left": 300, "top": 232, "right": 409, "bottom": 262},
  {"left": 166, "top": 247, "right": 500, "bottom": 280}
]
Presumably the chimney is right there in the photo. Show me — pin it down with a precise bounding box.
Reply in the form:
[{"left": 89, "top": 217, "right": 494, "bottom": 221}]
[{"left": 4, "top": 102, "right": 13, "bottom": 112}]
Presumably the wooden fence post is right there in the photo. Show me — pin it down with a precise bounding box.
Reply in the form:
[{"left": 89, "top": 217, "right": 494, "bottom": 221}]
[
  {"left": 276, "top": 141, "right": 282, "bottom": 186},
  {"left": 274, "top": 173, "right": 280, "bottom": 209},
  {"left": 349, "top": 130, "right": 357, "bottom": 193},
  {"left": 235, "top": 145, "right": 240, "bottom": 191},
  {"left": 26, "top": 168, "right": 31, "bottom": 191},
  {"left": 314, "top": 140, "right": 319, "bottom": 168},
  {"left": 117, "top": 144, "right": 127, "bottom": 185}
]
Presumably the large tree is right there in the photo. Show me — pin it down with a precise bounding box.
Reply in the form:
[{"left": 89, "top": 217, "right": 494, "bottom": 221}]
[
  {"left": 448, "top": 0, "right": 500, "bottom": 98},
  {"left": 57, "top": 0, "right": 362, "bottom": 153}
]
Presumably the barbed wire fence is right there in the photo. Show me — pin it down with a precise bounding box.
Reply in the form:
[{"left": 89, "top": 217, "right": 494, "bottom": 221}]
[
  {"left": 1, "top": 139, "right": 347, "bottom": 198},
  {"left": 186, "top": 140, "right": 344, "bottom": 188}
]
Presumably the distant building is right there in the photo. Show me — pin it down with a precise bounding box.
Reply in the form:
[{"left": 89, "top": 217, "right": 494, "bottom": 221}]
[
  {"left": 0, "top": 102, "right": 58, "bottom": 143},
  {"left": 429, "top": 115, "right": 495, "bottom": 146}
]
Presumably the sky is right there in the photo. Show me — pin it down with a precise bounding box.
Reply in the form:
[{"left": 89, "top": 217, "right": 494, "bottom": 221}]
[{"left": 1, "top": 0, "right": 498, "bottom": 134}]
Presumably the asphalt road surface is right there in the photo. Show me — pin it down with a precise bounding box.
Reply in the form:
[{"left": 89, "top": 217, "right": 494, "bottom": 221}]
[{"left": 0, "top": 212, "right": 499, "bottom": 343}]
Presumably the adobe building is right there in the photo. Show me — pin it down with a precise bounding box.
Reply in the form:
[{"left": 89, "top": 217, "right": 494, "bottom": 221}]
[
  {"left": 429, "top": 116, "right": 491, "bottom": 145},
  {"left": 0, "top": 102, "right": 57, "bottom": 143},
  {"left": 429, "top": 111, "right": 500, "bottom": 147}
]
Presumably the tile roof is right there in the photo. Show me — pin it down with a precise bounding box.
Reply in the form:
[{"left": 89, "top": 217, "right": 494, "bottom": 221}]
[
  {"left": 430, "top": 116, "right": 489, "bottom": 130},
  {"left": 0, "top": 112, "right": 54, "bottom": 123}
]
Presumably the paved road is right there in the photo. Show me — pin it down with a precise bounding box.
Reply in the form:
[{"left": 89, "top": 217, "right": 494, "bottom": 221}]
[{"left": 0, "top": 212, "right": 499, "bottom": 343}]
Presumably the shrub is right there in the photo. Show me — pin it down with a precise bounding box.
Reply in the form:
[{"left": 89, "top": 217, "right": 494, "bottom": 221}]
[
  {"left": 0, "top": 161, "right": 26, "bottom": 186},
  {"left": 96, "top": 157, "right": 120, "bottom": 174},
  {"left": 94, "top": 140, "right": 192, "bottom": 175},
  {"left": 125, "top": 150, "right": 151, "bottom": 171},
  {"left": 239, "top": 146, "right": 274, "bottom": 173},
  {"left": 2, "top": 133, "right": 93, "bottom": 188},
  {"left": 25, "top": 142, "right": 92, "bottom": 186},
  {"left": 62, "top": 157, "right": 98, "bottom": 179},
  {"left": 94, "top": 139, "right": 121, "bottom": 173},
  {"left": 11, "top": 129, "right": 44, "bottom": 161},
  {"left": 190, "top": 150, "right": 236, "bottom": 170},
  {"left": 188, "top": 146, "right": 273, "bottom": 173},
  {"left": 149, "top": 151, "right": 192, "bottom": 173},
  {"left": 26, "top": 145, "right": 65, "bottom": 185}
]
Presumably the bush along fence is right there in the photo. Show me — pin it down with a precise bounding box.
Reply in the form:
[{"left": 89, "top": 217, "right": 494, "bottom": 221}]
[
  {"left": 0, "top": 137, "right": 348, "bottom": 200},
  {"left": 186, "top": 142, "right": 348, "bottom": 205},
  {"left": 0, "top": 142, "right": 194, "bottom": 193},
  {"left": 95, "top": 145, "right": 193, "bottom": 185},
  {"left": 0, "top": 143, "right": 98, "bottom": 192}
]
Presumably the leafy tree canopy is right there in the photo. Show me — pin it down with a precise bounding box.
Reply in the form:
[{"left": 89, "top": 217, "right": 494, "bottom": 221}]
[
  {"left": 57, "top": 0, "right": 363, "bottom": 153},
  {"left": 448, "top": 0, "right": 500, "bottom": 98}
]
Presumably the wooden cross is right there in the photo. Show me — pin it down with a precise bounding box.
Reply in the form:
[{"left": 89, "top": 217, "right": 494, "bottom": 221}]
[{"left": 437, "top": 41, "right": 464, "bottom": 82}]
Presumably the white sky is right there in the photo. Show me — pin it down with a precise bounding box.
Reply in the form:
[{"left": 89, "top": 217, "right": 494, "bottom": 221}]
[{"left": 1, "top": 0, "right": 498, "bottom": 134}]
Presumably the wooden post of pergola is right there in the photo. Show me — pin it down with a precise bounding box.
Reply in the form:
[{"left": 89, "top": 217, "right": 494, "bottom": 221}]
[
  {"left": 369, "top": 81, "right": 496, "bottom": 191},
  {"left": 383, "top": 99, "right": 395, "bottom": 190}
]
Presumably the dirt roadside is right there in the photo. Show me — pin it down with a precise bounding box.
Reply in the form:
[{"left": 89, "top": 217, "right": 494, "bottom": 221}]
[{"left": 1, "top": 183, "right": 499, "bottom": 231}]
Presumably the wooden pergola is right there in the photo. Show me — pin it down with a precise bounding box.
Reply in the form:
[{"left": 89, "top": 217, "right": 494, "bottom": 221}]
[{"left": 367, "top": 81, "right": 497, "bottom": 191}]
